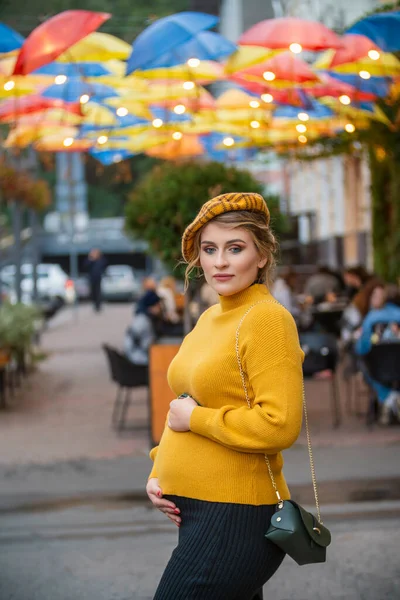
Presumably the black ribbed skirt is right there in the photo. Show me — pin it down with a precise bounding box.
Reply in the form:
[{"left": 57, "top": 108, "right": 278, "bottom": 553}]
[{"left": 153, "top": 495, "right": 285, "bottom": 600}]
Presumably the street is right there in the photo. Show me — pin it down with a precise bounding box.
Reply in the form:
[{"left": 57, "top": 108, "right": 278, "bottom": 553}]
[{"left": 0, "top": 501, "right": 398, "bottom": 600}]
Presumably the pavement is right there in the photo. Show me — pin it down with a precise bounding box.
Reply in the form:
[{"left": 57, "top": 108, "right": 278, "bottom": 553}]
[{"left": 0, "top": 303, "right": 399, "bottom": 516}]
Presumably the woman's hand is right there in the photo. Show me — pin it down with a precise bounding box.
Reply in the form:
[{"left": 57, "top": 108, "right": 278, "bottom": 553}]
[
  {"left": 168, "top": 396, "right": 198, "bottom": 432},
  {"left": 146, "top": 478, "right": 181, "bottom": 527}
]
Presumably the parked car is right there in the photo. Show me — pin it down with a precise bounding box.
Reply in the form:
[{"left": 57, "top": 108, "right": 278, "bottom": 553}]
[
  {"left": 101, "top": 265, "right": 141, "bottom": 302},
  {"left": 75, "top": 274, "right": 91, "bottom": 302},
  {"left": 1, "top": 264, "right": 76, "bottom": 306}
]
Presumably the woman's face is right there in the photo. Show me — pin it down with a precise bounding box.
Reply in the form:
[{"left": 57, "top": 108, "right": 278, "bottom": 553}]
[
  {"left": 370, "top": 286, "right": 386, "bottom": 309},
  {"left": 199, "top": 222, "right": 267, "bottom": 297}
]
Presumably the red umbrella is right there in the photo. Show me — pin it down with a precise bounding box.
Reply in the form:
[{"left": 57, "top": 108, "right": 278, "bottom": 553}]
[
  {"left": 0, "top": 95, "right": 82, "bottom": 121},
  {"left": 13, "top": 10, "right": 110, "bottom": 75},
  {"left": 229, "top": 74, "right": 310, "bottom": 106},
  {"left": 319, "top": 34, "right": 382, "bottom": 68},
  {"left": 236, "top": 52, "right": 319, "bottom": 85},
  {"left": 309, "top": 73, "right": 377, "bottom": 101},
  {"left": 239, "top": 17, "right": 343, "bottom": 51}
]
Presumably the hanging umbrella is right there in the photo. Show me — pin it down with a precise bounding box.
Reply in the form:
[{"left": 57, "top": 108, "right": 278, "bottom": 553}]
[
  {"left": 133, "top": 61, "right": 224, "bottom": 84},
  {"left": 151, "top": 88, "right": 216, "bottom": 112},
  {"left": 314, "top": 34, "right": 382, "bottom": 69},
  {"left": 41, "top": 79, "right": 119, "bottom": 102},
  {"left": 224, "top": 46, "right": 281, "bottom": 74},
  {"left": 320, "top": 97, "right": 392, "bottom": 126},
  {"left": 13, "top": 10, "right": 111, "bottom": 75},
  {"left": 229, "top": 73, "right": 312, "bottom": 107},
  {"left": 89, "top": 148, "right": 136, "bottom": 165},
  {"left": 146, "top": 134, "right": 205, "bottom": 160},
  {"left": 347, "top": 11, "right": 400, "bottom": 53},
  {"left": 315, "top": 52, "right": 400, "bottom": 77},
  {"left": 236, "top": 52, "right": 320, "bottom": 86},
  {"left": 126, "top": 11, "right": 219, "bottom": 74},
  {"left": 326, "top": 72, "right": 390, "bottom": 98},
  {"left": 0, "top": 24, "right": 24, "bottom": 55},
  {"left": 139, "top": 31, "right": 236, "bottom": 70},
  {"left": 57, "top": 32, "right": 131, "bottom": 62},
  {"left": 239, "top": 17, "right": 343, "bottom": 51},
  {"left": 309, "top": 73, "right": 377, "bottom": 102},
  {"left": 32, "top": 62, "right": 117, "bottom": 78},
  {"left": 0, "top": 95, "right": 81, "bottom": 121},
  {"left": 0, "top": 110, "right": 83, "bottom": 127}
]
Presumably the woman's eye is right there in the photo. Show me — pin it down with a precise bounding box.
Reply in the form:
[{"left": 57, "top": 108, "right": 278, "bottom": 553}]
[
  {"left": 203, "top": 247, "right": 215, "bottom": 254},
  {"left": 229, "top": 246, "right": 242, "bottom": 254}
]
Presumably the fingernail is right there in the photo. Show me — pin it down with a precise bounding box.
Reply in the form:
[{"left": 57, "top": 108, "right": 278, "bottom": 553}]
[
  {"left": 174, "top": 509, "right": 180, "bottom": 514},
  {"left": 157, "top": 491, "right": 162, "bottom": 497}
]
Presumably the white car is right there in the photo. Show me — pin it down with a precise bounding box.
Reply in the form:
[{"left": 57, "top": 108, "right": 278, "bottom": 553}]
[
  {"left": 101, "top": 265, "right": 141, "bottom": 302},
  {"left": 1, "top": 264, "right": 76, "bottom": 305}
]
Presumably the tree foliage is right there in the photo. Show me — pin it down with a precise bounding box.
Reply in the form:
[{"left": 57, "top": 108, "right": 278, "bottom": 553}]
[{"left": 125, "top": 160, "right": 287, "bottom": 274}]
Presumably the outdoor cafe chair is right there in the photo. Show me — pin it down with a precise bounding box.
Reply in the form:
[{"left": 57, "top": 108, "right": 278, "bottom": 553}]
[
  {"left": 299, "top": 331, "right": 342, "bottom": 428},
  {"left": 362, "top": 341, "right": 400, "bottom": 425},
  {"left": 102, "top": 344, "right": 149, "bottom": 432}
]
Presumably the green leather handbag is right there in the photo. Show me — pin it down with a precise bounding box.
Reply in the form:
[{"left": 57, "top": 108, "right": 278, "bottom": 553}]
[{"left": 236, "top": 301, "right": 332, "bottom": 566}]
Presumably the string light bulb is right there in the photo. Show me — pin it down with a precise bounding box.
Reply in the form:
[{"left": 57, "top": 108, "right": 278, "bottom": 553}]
[
  {"left": 183, "top": 81, "right": 195, "bottom": 90},
  {"left": 80, "top": 94, "right": 90, "bottom": 104},
  {"left": 368, "top": 49, "right": 380, "bottom": 60},
  {"left": 187, "top": 58, "right": 200, "bottom": 68},
  {"left": 3, "top": 80, "right": 15, "bottom": 91},
  {"left": 223, "top": 136, "right": 235, "bottom": 147},
  {"left": 173, "top": 104, "right": 186, "bottom": 114},
  {"left": 55, "top": 75, "right": 67, "bottom": 85},
  {"left": 172, "top": 131, "right": 183, "bottom": 140},
  {"left": 359, "top": 70, "right": 371, "bottom": 79},
  {"left": 263, "top": 71, "right": 275, "bottom": 81},
  {"left": 116, "top": 107, "right": 128, "bottom": 117},
  {"left": 298, "top": 135, "right": 308, "bottom": 144},
  {"left": 289, "top": 43, "right": 302, "bottom": 54},
  {"left": 250, "top": 120, "right": 260, "bottom": 129},
  {"left": 339, "top": 95, "right": 351, "bottom": 105},
  {"left": 261, "top": 93, "right": 274, "bottom": 103},
  {"left": 249, "top": 100, "right": 260, "bottom": 108},
  {"left": 345, "top": 123, "right": 355, "bottom": 133},
  {"left": 63, "top": 137, "right": 74, "bottom": 147},
  {"left": 298, "top": 112, "right": 309, "bottom": 121},
  {"left": 152, "top": 118, "right": 163, "bottom": 128},
  {"left": 97, "top": 135, "right": 108, "bottom": 145},
  {"left": 296, "top": 124, "right": 307, "bottom": 133}
]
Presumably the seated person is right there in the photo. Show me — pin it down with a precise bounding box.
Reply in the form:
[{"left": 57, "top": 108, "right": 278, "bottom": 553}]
[
  {"left": 124, "top": 290, "right": 164, "bottom": 365},
  {"left": 355, "top": 285, "right": 400, "bottom": 424}
]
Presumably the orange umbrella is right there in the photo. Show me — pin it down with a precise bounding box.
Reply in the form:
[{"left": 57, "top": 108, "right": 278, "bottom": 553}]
[
  {"left": 146, "top": 135, "right": 204, "bottom": 160},
  {"left": 236, "top": 52, "right": 320, "bottom": 85},
  {"left": 13, "top": 10, "right": 110, "bottom": 75}
]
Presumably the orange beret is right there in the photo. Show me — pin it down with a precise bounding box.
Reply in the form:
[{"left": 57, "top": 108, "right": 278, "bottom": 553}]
[{"left": 181, "top": 192, "right": 270, "bottom": 262}]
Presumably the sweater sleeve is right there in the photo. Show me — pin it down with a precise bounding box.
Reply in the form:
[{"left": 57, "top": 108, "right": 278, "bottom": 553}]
[
  {"left": 190, "top": 306, "right": 304, "bottom": 454},
  {"left": 148, "top": 446, "right": 159, "bottom": 480}
]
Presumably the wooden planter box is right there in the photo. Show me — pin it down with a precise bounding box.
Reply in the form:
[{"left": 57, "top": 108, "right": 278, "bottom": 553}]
[{"left": 149, "top": 341, "right": 181, "bottom": 445}]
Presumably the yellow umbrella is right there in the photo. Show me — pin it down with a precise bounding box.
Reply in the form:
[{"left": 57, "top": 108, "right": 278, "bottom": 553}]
[
  {"left": 314, "top": 51, "right": 400, "bottom": 77},
  {"left": 133, "top": 61, "right": 224, "bottom": 83},
  {"left": 224, "top": 46, "right": 281, "bottom": 74},
  {"left": 0, "top": 109, "right": 83, "bottom": 126},
  {"left": 104, "top": 133, "right": 171, "bottom": 152},
  {"left": 81, "top": 102, "right": 119, "bottom": 126},
  {"left": 146, "top": 134, "right": 204, "bottom": 160},
  {"left": 320, "top": 97, "right": 392, "bottom": 126},
  {"left": 57, "top": 32, "right": 132, "bottom": 62},
  {"left": 5, "top": 125, "right": 79, "bottom": 148}
]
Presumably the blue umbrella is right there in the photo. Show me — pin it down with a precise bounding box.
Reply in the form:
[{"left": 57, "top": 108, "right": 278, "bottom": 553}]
[
  {"left": 126, "top": 11, "right": 219, "bottom": 74},
  {"left": 33, "top": 62, "right": 114, "bottom": 78},
  {"left": 139, "top": 31, "right": 236, "bottom": 70},
  {"left": 150, "top": 106, "right": 192, "bottom": 123},
  {"left": 326, "top": 72, "right": 390, "bottom": 98},
  {"left": 0, "top": 23, "right": 24, "bottom": 54},
  {"left": 89, "top": 148, "right": 136, "bottom": 165},
  {"left": 42, "top": 78, "right": 119, "bottom": 102},
  {"left": 347, "top": 11, "right": 400, "bottom": 52},
  {"left": 273, "top": 98, "right": 334, "bottom": 119},
  {"left": 201, "top": 133, "right": 255, "bottom": 163}
]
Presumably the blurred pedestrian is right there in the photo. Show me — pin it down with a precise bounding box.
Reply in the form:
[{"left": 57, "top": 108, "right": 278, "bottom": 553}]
[
  {"left": 124, "top": 290, "right": 163, "bottom": 365},
  {"left": 303, "top": 265, "right": 341, "bottom": 304},
  {"left": 84, "top": 248, "right": 107, "bottom": 312},
  {"left": 342, "top": 265, "right": 371, "bottom": 301},
  {"left": 147, "top": 193, "right": 304, "bottom": 600}
]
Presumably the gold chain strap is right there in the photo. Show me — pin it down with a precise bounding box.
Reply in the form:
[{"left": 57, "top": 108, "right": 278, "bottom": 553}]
[{"left": 235, "top": 300, "right": 322, "bottom": 524}]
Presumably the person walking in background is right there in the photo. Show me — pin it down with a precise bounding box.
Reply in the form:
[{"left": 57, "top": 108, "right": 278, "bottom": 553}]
[
  {"left": 147, "top": 192, "right": 304, "bottom": 600},
  {"left": 84, "top": 248, "right": 107, "bottom": 312},
  {"left": 124, "top": 289, "right": 164, "bottom": 365}
]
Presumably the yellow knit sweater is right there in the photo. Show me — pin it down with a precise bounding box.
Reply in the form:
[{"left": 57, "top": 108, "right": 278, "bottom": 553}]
[{"left": 149, "top": 284, "right": 304, "bottom": 505}]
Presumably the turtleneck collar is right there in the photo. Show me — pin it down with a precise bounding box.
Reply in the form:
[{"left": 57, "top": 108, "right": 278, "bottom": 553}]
[{"left": 219, "top": 283, "right": 272, "bottom": 313}]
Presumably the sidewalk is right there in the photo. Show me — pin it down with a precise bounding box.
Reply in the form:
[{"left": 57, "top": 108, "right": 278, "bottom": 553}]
[{"left": 0, "top": 303, "right": 398, "bottom": 512}]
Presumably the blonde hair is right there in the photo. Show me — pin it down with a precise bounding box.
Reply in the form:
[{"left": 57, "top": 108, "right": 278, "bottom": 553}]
[{"left": 184, "top": 210, "right": 277, "bottom": 290}]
